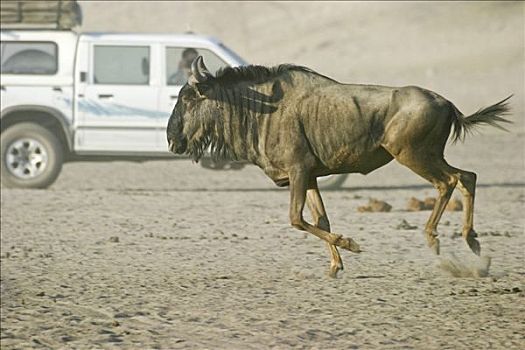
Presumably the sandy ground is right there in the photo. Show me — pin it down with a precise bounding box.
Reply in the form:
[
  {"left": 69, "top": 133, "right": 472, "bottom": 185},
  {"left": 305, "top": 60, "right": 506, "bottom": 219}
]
[{"left": 1, "top": 132, "right": 524, "bottom": 349}]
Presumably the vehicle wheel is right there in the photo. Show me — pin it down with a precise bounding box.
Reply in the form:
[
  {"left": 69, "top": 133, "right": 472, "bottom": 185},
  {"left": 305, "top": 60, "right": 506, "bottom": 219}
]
[
  {"left": 1, "top": 123, "right": 64, "bottom": 189},
  {"left": 228, "top": 161, "right": 245, "bottom": 170},
  {"left": 317, "top": 174, "right": 348, "bottom": 190},
  {"left": 200, "top": 158, "right": 246, "bottom": 171},
  {"left": 200, "top": 157, "right": 226, "bottom": 170}
]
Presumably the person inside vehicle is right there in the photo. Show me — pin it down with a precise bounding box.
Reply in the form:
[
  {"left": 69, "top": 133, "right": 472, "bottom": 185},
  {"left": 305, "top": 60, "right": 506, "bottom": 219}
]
[{"left": 168, "top": 48, "right": 199, "bottom": 85}]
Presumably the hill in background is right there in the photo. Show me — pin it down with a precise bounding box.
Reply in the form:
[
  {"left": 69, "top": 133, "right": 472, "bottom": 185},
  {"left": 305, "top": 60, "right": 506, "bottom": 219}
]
[{"left": 80, "top": 1, "right": 524, "bottom": 129}]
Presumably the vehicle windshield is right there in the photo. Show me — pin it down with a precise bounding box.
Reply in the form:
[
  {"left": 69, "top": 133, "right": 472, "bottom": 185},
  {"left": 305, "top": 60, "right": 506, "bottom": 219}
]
[{"left": 218, "top": 43, "right": 247, "bottom": 66}]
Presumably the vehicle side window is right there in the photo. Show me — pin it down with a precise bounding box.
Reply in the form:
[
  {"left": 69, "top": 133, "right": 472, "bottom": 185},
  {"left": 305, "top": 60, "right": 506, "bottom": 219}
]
[
  {"left": 93, "top": 45, "right": 150, "bottom": 85},
  {"left": 166, "top": 47, "right": 228, "bottom": 86},
  {"left": 1, "top": 42, "right": 57, "bottom": 75}
]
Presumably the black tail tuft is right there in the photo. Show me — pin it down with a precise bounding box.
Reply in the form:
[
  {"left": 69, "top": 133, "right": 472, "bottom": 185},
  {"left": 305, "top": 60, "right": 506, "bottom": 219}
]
[{"left": 451, "top": 95, "right": 513, "bottom": 143}]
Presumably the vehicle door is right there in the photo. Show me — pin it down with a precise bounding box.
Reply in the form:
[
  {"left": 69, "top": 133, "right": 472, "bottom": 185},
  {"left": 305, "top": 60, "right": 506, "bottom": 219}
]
[
  {"left": 157, "top": 46, "right": 230, "bottom": 152},
  {"left": 75, "top": 42, "right": 162, "bottom": 153},
  {"left": 0, "top": 40, "right": 70, "bottom": 117}
]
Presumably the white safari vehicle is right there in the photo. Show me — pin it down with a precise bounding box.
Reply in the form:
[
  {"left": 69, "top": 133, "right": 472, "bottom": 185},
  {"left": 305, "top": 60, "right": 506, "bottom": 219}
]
[
  {"left": 0, "top": 29, "right": 248, "bottom": 188},
  {"left": 0, "top": 30, "right": 348, "bottom": 189}
]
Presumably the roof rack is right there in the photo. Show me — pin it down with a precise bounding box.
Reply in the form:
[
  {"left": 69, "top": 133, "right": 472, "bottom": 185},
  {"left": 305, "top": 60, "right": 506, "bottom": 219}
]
[{"left": 0, "top": 0, "right": 82, "bottom": 30}]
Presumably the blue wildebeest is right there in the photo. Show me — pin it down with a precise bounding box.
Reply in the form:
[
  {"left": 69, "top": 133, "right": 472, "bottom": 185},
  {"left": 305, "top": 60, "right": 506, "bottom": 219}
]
[{"left": 167, "top": 56, "right": 511, "bottom": 277}]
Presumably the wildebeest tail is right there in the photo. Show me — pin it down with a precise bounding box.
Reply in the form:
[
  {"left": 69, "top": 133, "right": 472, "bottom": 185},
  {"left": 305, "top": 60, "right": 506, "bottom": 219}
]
[{"left": 451, "top": 95, "right": 513, "bottom": 143}]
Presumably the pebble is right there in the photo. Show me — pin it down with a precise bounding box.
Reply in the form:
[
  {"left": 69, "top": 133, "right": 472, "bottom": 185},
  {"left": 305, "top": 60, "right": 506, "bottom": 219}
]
[
  {"left": 107, "top": 335, "right": 123, "bottom": 343},
  {"left": 406, "top": 197, "right": 431, "bottom": 211},
  {"left": 358, "top": 198, "right": 392, "bottom": 213},
  {"left": 395, "top": 219, "right": 417, "bottom": 230},
  {"left": 99, "top": 328, "right": 116, "bottom": 334},
  {"left": 61, "top": 335, "right": 74, "bottom": 342}
]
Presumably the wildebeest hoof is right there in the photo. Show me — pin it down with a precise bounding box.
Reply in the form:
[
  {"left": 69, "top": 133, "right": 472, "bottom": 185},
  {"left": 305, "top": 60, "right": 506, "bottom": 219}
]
[
  {"left": 466, "top": 236, "right": 481, "bottom": 256},
  {"left": 429, "top": 238, "right": 440, "bottom": 255},
  {"left": 333, "top": 235, "right": 361, "bottom": 253},
  {"left": 426, "top": 231, "right": 440, "bottom": 255},
  {"left": 328, "top": 266, "right": 341, "bottom": 278},
  {"left": 328, "top": 261, "right": 344, "bottom": 278},
  {"left": 464, "top": 229, "right": 480, "bottom": 256},
  {"left": 464, "top": 229, "right": 478, "bottom": 239}
]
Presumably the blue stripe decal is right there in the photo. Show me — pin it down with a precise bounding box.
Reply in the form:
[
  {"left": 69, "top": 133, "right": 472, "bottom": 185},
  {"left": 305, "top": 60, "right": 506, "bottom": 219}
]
[{"left": 60, "top": 97, "right": 169, "bottom": 119}]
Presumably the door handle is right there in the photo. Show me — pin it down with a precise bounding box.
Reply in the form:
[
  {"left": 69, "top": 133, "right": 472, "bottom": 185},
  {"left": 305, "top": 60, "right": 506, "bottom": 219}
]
[
  {"left": 53, "top": 86, "right": 62, "bottom": 92},
  {"left": 98, "top": 94, "right": 113, "bottom": 99},
  {"left": 170, "top": 95, "right": 178, "bottom": 99}
]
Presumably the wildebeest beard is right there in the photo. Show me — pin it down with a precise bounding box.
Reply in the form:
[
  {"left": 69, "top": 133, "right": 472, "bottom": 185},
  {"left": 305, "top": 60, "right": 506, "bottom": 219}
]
[{"left": 187, "top": 80, "right": 284, "bottom": 162}]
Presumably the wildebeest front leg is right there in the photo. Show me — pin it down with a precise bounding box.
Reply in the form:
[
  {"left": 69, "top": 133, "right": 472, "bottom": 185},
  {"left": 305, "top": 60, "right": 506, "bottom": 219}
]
[
  {"left": 306, "top": 181, "right": 344, "bottom": 278},
  {"left": 289, "top": 169, "right": 361, "bottom": 254}
]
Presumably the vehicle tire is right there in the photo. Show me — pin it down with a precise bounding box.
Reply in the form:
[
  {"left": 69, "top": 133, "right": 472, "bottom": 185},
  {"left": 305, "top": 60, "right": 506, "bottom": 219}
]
[
  {"left": 200, "top": 158, "right": 246, "bottom": 171},
  {"left": 200, "top": 157, "right": 226, "bottom": 170},
  {"left": 1, "top": 123, "right": 64, "bottom": 189},
  {"left": 317, "top": 174, "right": 348, "bottom": 190}
]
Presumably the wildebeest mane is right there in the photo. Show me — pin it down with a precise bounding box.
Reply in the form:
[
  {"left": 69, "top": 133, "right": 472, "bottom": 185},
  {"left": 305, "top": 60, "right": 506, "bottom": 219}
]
[
  {"left": 188, "top": 64, "right": 337, "bottom": 162},
  {"left": 213, "top": 64, "right": 337, "bottom": 86}
]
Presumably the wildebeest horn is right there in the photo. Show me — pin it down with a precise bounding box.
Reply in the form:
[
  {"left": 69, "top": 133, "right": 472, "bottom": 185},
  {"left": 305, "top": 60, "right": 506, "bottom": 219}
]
[{"left": 190, "top": 56, "right": 212, "bottom": 84}]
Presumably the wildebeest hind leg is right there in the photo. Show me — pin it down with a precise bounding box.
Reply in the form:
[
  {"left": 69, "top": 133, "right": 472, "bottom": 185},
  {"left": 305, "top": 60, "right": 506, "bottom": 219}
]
[
  {"left": 306, "top": 181, "right": 344, "bottom": 278},
  {"left": 452, "top": 168, "right": 480, "bottom": 255},
  {"left": 393, "top": 143, "right": 481, "bottom": 255},
  {"left": 392, "top": 154, "right": 458, "bottom": 255},
  {"left": 289, "top": 168, "right": 361, "bottom": 254}
]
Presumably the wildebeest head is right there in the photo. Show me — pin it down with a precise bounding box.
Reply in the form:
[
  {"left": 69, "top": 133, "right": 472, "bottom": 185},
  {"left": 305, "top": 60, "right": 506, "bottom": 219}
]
[
  {"left": 166, "top": 56, "right": 216, "bottom": 160},
  {"left": 167, "top": 56, "right": 292, "bottom": 162}
]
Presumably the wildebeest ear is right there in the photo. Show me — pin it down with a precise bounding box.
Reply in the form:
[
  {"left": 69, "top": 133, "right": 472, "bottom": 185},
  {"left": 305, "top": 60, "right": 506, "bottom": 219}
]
[{"left": 194, "top": 82, "right": 212, "bottom": 97}]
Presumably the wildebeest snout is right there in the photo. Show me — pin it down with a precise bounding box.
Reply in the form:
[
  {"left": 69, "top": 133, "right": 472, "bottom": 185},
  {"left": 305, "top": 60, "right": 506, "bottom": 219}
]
[{"left": 168, "top": 137, "right": 187, "bottom": 154}]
